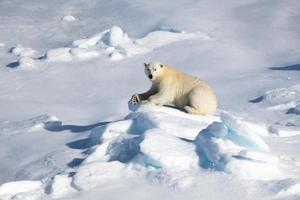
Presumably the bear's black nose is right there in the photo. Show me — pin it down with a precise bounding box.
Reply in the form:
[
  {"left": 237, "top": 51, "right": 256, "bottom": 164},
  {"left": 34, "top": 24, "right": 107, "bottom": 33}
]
[{"left": 149, "top": 74, "right": 153, "bottom": 79}]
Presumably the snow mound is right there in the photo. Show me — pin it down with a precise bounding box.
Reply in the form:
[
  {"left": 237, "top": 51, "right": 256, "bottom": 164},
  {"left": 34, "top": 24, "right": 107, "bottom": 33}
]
[
  {"left": 50, "top": 174, "right": 76, "bottom": 199},
  {"left": 10, "top": 44, "right": 37, "bottom": 58},
  {"left": 85, "top": 104, "right": 280, "bottom": 183},
  {"left": 9, "top": 44, "right": 40, "bottom": 69},
  {"left": 62, "top": 15, "right": 76, "bottom": 22},
  {"left": 18, "top": 57, "right": 36, "bottom": 69},
  {"left": 45, "top": 26, "right": 212, "bottom": 62}
]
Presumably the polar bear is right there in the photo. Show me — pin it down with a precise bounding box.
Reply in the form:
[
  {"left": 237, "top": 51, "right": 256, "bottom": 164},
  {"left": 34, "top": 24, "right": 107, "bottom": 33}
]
[{"left": 130, "top": 62, "right": 217, "bottom": 115}]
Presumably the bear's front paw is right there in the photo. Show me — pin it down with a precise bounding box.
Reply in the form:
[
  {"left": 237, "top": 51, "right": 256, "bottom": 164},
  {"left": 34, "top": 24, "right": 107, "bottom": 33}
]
[{"left": 130, "top": 94, "right": 140, "bottom": 105}]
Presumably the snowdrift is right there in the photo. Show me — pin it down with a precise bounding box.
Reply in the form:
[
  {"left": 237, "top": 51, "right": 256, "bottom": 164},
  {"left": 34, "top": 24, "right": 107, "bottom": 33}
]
[
  {"left": 45, "top": 26, "right": 212, "bottom": 62},
  {"left": 8, "top": 26, "right": 212, "bottom": 69},
  {"left": 0, "top": 104, "right": 283, "bottom": 199}
]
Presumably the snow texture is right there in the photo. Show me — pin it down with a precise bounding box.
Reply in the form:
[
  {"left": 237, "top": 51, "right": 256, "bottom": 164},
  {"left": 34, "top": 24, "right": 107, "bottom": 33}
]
[{"left": 0, "top": 0, "right": 300, "bottom": 199}]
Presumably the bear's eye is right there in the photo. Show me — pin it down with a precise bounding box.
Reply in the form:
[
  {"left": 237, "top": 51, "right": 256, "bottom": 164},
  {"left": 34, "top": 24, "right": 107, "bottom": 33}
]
[
  {"left": 160, "top": 64, "right": 163, "bottom": 68},
  {"left": 154, "top": 69, "right": 157, "bottom": 71}
]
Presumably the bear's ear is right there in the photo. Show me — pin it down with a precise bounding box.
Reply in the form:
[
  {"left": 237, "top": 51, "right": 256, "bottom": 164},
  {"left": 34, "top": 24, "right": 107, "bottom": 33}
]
[
  {"left": 160, "top": 64, "right": 163, "bottom": 68},
  {"left": 144, "top": 62, "right": 149, "bottom": 67}
]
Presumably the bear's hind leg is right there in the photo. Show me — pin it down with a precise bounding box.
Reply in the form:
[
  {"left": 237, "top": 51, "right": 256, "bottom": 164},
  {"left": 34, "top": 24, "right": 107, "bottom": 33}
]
[
  {"left": 186, "top": 87, "right": 217, "bottom": 116},
  {"left": 184, "top": 106, "right": 201, "bottom": 115}
]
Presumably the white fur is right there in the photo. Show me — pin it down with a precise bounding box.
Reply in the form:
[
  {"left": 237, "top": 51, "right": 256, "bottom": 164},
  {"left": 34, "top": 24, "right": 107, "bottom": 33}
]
[{"left": 131, "top": 62, "right": 217, "bottom": 116}]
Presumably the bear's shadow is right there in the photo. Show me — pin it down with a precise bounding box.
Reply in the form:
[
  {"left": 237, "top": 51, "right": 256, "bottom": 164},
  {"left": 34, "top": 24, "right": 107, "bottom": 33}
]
[{"left": 44, "top": 120, "right": 110, "bottom": 168}]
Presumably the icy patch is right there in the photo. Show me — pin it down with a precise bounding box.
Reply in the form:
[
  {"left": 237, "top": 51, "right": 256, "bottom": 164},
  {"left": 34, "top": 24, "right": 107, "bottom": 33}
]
[
  {"left": 0, "top": 180, "right": 44, "bottom": 200},
  {"left": 0, "top": 42, "right": 5, "bottom": 47},
  {"left": 62, "top": 15, "right": 76, "bottom": 22},
  {"left": 220, "top": 112, "right": 269, "bottom": 150},
  {"left": 45, "top": 25, "right": 212, "bottom": 62},
  {"left": 195, "top": 115, "right": 281, "bottom": 180}
]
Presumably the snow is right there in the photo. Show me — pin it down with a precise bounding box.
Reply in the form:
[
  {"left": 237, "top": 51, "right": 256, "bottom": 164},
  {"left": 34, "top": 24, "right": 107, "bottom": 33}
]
[
  {"left": 140, "top": 129, "right": 199, "bottom": 170},
  {"left": 73, "top": 161, "right": 128, "bottom": 190},
  {"left": 0, "top": 180, "right": 43, "bottom": 200},
  {"left": 0, "top": 0, "right": 300, "bottom": 199},
  {"left": 62, "top": 15, "right": 76, "bottom": 22},
  {"left": 50, "top": 174, "right": 76, "bottom": 199},
  {"left": 250, "top": 84, "right": 300, "bottom": 137},
  {"left": 194, "top": 114, "right": 281, "bottom": 180},
  {"left": 0, "top": 104, "right": 285, "bottom": 199},
  {"left": 106, "top": 26, "right": 131, "bottom": 47},
  {"left": 0, "top": 114, "right": 56, "bottom": 135},
  {"left": 220, "top": 112, "right": 269, "bottom": 151},
  {"left": 18, "top": 57, "right": 36, "bottom": 69},
  {"left": 254, "top": 85, "right": 300, "bottom": 111},
  {"left": 10, "top": 45, "right": 37, "bottom": 58},
  {"left": 277, "top": 181, "right": 300, "bottom": 198},
  {"left": 44, "top": 26, "right": 211, "bottom": 62},
  {"left": 46, "top": 48, "right": 73, "bottom": 62}
]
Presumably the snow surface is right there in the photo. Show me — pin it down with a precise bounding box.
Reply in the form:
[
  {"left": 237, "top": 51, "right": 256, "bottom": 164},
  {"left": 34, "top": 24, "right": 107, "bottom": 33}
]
[{"left": 0, "top": 0, "right": 300, "bottom": 199}]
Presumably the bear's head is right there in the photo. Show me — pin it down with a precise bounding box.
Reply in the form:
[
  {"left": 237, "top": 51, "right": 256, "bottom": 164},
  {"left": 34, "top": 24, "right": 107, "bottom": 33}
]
[{"left": 144, "top": 62, "right": 164, "bottom": 82}]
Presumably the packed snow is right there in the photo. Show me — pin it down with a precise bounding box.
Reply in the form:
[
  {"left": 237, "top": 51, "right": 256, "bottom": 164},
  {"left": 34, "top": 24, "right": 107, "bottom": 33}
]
[{"left": 0, "top": 0, "right": 300, "bottom": 199}]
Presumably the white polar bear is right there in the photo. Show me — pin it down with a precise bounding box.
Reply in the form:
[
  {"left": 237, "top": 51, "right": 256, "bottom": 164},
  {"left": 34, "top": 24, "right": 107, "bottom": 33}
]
[{"left": 130, "top": 62, "right": 217, "bottom": 115}]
